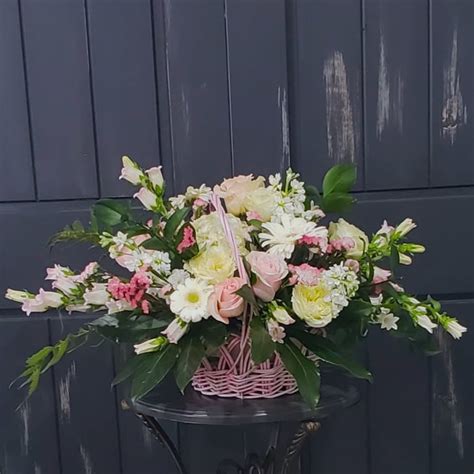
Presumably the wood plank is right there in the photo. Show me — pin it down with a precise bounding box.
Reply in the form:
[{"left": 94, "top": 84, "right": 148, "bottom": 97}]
[
  {"left": 365, "top": 0, "right": 429, "bottom": 189},
  {"left": 225, "top": 0, "right": 290, "bottom": 175},
  {"left": 0, "top": 318, "right": 60, "bottom": 474},
  {"left": 50, "top": 316, "right": 121, "bottom": 474},
  {"left": 350, "top": 187, "right": 474, "bottom": 295},
  {"left": 114, "top": 346, "right": 180, "bottom": 474},
  {"left": 368, "top": 331, "right": 430, "bottom": 474},
  {"left": 162, "top": 0, "right": 232, "bottom": 191},
  {"left": 290, "top": 0, "right": 363, "bottom": 189},
  {"left": 0, "top": 0, "right": 35, "bottom": 201},
  {"left": 431, "top": 0, "right": 474, "bottom": 186},
  {"left": 21, "top": 0, "right": 98, "bottom": 200},
  {"left": 0, "top": 201, "right": 100, "bottom": 310},
  {"left": 87, "top": 0, "right": 161, "bottom": 197},
  {"left": 309, "top": 358, "right": 369, "bottom": 474},
  {"left": 431, "top": 299, "right": 474, "bottom": 474}
]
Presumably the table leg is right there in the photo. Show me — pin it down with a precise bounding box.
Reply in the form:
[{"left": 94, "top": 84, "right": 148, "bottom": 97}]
[{"left": 135, "top": 412, "right": 188, "bottom": 474}]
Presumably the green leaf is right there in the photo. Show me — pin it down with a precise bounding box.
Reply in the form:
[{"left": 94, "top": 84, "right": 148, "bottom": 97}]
[
  {"left": 304, "top": 184, "right": 321, "bottom": 205},
  {"left": 89, "top": 314, "right": 120, "bottom": 328},
  {"left": 112, "top": 354, "right": 151, "bottom": 387},
  {"left": 321, "top": 193, "right": 355, "bottom": 213},
  {"left": 174, "top": 335, "right": 205, "bottom": 393},
  {"left": 92, "top": 199, "right": 131, "bottom": 230},
  {"left": 142, "top": 237, "right": 170, "bottom": 252},
  {"left": 277, "top": 340, "right": 320, "bottom": 408},
  {"left": 195, "top": 319, "right": 228, "bottom": 353},
  {"left": 131, "top": 344, "right": 179, "bottom": 400},
  {"left": 164, "top": 207, "right": 191, "bottom": 241},
  {"left": 289, "top": 329, "right": 372, "bottom": 381},
  {"left": 249, "top": 317, "right": 275, "bottom": 364},
  {"left": 235, "top": 284, "right": 257, "bottom": 306},
  {"left": 322, "top": 164, "right": 357, "bottom": 196},
  {"left": 390, "top": 245, "right": 400, "bottom": 274}
]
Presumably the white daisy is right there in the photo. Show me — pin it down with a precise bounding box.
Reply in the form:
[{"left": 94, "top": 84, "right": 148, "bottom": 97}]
[
  {"left": 169, "top": 278, "right": 212, "bottom": 323},
  {"left": 259, "top": 214, "right": 327, "bottom": 259}
]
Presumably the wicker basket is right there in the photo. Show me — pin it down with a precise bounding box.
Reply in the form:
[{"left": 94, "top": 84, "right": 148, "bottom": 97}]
[{"left": 192, "top": 333, "right": 298, "bottom": 399}]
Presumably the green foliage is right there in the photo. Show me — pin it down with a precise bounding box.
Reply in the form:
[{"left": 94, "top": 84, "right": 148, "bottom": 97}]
[
  {"left": 235, "top": 285, "right": 258, "bottom": 307},
  {"left": 92, "top": 199, "right": 133, "bottom": 232},
  {"left": 16, "top": 327, "right": 91, "bottom": 396},
  {"left": 130, "top": 344, "right": 179, "bottom": 399},
  {"left": 50, "top": 220, "right": 101, "bottom": 247},
  {"left": 164, "top": 207, "right": 191, "bottom": 241},
  {"left": 289, "top": 329, "right": 372, "bottom": 381},
  {"left": 174, "top": 334, "right": 205, "bottom": 393},
  {"left": 322, "top": 163, "right": 357, "bottom": 195},
  {"left": 249, "top": 317, "right": 275, "bottom": 364},
  {"left": 194, "top": 319, "right": 228, "bottom": 354},
  {"left": 277, "top": 340, "right": 320, "bottom": 408}
]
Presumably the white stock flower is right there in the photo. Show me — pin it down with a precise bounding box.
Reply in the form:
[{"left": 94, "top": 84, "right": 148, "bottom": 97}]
[
  {"left": 83, "top": 283, "right": 110, "bottom": 306},
  {"left": 259, "top": 214, "right": 327, "bottom": 259},
  {"left": 134, "top": 187, "right": 158, "bottom": 210},
  {"left": 120, "top": 156, "right": 143, "bottom": 185},
  {"left": 146, "top": 166, "right": 164, "bottom": 188},
  {"left": 168, "top": 269, "right": 190, "bottom": 289},
  {"left": 162, "top": 318, "right": 188, "bottom": 344},
  {"left": 378, "top": 308, "right": 399, "bottom": 331},
  {"left": 445, "top": 320, "right": 467, "bottom": 339},
  {"left": 169, "top": 278, "right": 212, "bottom": 323}
]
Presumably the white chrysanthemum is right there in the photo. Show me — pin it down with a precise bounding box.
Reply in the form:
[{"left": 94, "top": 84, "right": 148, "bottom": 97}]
[
  {"left": 259, "top": 214, "right": 327, "bottom": 259},
  {"left": 169, "top": 278, "right": 212, "bottom": 323},
  {"left": 192, "top": 212, "right": 249, "bottom": 252}
]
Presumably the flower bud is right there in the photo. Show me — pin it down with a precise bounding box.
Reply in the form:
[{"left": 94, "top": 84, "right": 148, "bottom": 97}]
[
  {"left": 162, "top": 318, "right": 188, "bottom": 344},
  {"left": 395, "top": 218, "right": 417, "bottom": 238},
  {"left": 120, "top": 156, "right": 143, "bottom": 185},
  {"left": 134, "top": 336, "right": 167, "bottom": 355}
]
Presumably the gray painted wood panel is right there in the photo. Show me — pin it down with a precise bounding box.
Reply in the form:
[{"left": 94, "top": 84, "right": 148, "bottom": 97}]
[
  {"left": 365, "top": 0, "right": 429, "bottom": 189},
  {"left": 0, "top": 0, "right": 36, "bottom": 202},
  {"left": 21, "top": 0, "right": 98, "bottom": 200},
  {"left": 431, "top": 300, "right": 474, "bottom": 474},
  {"left": 0, "top": 318, "right": 60, "bottom": 474},
  {"left": 87, "top": 0, "right": 162, "bottom": 198},
  {"left": 0, "top": 201, "right": 99, "bottom": 309},
  {"left": 162, "top": 0, "right": 232, "bottom": 191},
  {"left": 225, "top": 0, "right": 290, "bottom": 176},
  {"left": 431, "top": 0, "right": 474, "bottom": 186},
  {"left": 290, "top": 0, "right": 364, "bottom": 189},
  {"left": 50, "top": 317, "right": 121, "bottom": 474}
]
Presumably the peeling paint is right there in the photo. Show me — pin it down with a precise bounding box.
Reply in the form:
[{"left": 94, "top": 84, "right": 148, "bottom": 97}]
[
  {"left": 181, "top": 86, "right": 190, "bottom": 138},
  {"left": 59, "top": 362, "right": 76, "bottom": 423},
  {"left": 376, "top": 32, "right": 404, "bottom": 139},
  {"left": 441, "top": 26, "right": 468, "bottom": 145},
  {"left": 435, "top": 332, "right": 464, "bottom": 458},
  {"left": 278, "top": 86, "right": 290, "bottom": 170},
  {"left": 80, "top": 444, "right": 94, "bottom": 474},
  {"left": 323, "top": 51, "right": 355, "bottom": 163},
  {"left": 19, "top": 399, "right": 31, "bottom": 455}
]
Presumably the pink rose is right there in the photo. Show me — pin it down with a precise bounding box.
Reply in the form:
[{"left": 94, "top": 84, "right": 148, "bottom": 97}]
[
  {"left": 214, "top": 175, "right": 264, "bottom": 215},
  {"left": 208, "top": 277, "right": 246, "bottom": 324},
  {"left": 246, "top": 251, "right": 288, "bottom": 302}
]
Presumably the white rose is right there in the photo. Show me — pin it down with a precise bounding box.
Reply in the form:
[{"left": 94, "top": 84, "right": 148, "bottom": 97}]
[
  {"left": 328, "top": 218, "right": 368, "bottom": 259},
  {"left": 244, "top": 187, "right": 278, "bottom": 222}
]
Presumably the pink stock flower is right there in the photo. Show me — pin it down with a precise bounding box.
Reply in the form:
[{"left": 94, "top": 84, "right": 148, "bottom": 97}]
[
  {"left": 208, "top": 277, "right": 246, "bottom": 324},
  {"left": 177, "top": 226, "right": 196, "bottom": 254},
  {"left": 298, "top": 235, "right": 328, "bottom": 253},
  {"left": 193, "top": 198, "right": 208, "bottom": 209},
  {"left": 288, "top": 264, "right": 324, "bottom": 286},
  {"left": 246, "top": 251, "right": 288, "bottom": 302},
  {"left": 327, "top": 237, "right": 355, "bottom": 254},
  {"left": 107, "top": 271, "right": 151, "bottom": 311}
]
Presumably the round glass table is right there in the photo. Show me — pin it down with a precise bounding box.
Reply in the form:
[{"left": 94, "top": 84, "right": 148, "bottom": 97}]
[{"left": 129, "top": 381, "right": 359, "bottom": 474}]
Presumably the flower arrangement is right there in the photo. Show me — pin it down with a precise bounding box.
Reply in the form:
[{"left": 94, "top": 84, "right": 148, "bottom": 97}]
[{"left": 6, "top": 157, "right": 466, "bottom": 408}]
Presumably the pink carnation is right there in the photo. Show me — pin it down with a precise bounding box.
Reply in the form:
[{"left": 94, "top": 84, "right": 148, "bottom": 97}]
[
  {"left": 327, "top": 237, "right": 355, "bottom": 254},
  {"left": 298, "top": 235, "right": 328, "bottom": 253},
  {"left": 288, "top": 264, "right": 324, "bottom": 286},
  {"left": 177, "top": 226, "right": 196, "bottom": 254}
]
